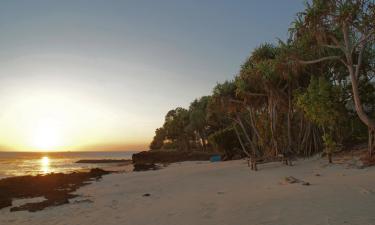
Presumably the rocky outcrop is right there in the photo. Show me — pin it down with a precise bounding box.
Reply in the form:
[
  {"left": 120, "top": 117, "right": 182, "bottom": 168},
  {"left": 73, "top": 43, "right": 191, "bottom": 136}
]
[
  {"left": 132, "top": 150, "right": 219, "bottom": 165},
  {"left": 0, "top": 168, "right": 111, "bottom": 212},
  {"left": 76, "top": 159, "right": 132, "bottom": 164},
  {"left": 132, "top": 150, "right": 220, "bottom": 172}
]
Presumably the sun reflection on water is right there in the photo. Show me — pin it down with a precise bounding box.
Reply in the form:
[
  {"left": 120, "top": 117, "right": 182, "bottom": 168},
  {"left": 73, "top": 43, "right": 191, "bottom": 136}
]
[{"left": 40, "top": 156, "right": 50, "bottom": 174}]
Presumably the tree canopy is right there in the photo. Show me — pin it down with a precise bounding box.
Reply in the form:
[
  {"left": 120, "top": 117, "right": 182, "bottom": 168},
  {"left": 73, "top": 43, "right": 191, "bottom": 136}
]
[{"left": 149, "top": 0, "right": 375, "bottom": 162}]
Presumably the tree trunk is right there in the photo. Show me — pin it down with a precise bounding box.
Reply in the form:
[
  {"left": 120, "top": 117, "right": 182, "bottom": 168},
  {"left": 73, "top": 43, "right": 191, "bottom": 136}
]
[
  {"left": 236, "top": 114, "right": 257, "bottom": 155},
  {"left": 328, "top": 153, "right": 333, "bottom": 164},
  {"left": 233, "top": 125, "right": 250, "bottom": 158},
  {"left": 369, "top": 128, "right": 375, "bottom": 158},
  {"left": 342, "top": 24, "right": 375, "bottom": 157},
  {"left": 287, "top": 82, "right": 292, "bottom": 154},
  {"left": 348, "top": 66, "right": 375, "bottom": 157},
  {"left": 268, "top": 96, "right": 278, "bottom": 157}
]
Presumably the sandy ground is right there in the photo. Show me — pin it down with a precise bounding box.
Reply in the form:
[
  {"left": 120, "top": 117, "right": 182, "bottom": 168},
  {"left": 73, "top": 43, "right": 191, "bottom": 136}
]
[{"left": 1, "top": 157, "right": 375, "bottom": 225}]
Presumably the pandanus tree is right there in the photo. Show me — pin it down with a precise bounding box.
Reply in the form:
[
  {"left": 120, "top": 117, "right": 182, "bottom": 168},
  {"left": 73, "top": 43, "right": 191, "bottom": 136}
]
[
  {"left": 150, "top": 127, "right": 166, "bottom": 150},
  {"left": 237, "top": 43, "right": 298, "bottom": 158},
  {"left": 163, "top": 107, "right": 191, "bottom": 151},
  {"left": 296, "top": 76, "right": 347, "bottom": 162},
  {"left": 186, "top": 96, "right": 211, "bottom": 151},
  {"left": 291, "top": 0, "right": 375, "bottom": 156},
  {"left": 208, "top": 81, "right": 254, "bottom": 160}
]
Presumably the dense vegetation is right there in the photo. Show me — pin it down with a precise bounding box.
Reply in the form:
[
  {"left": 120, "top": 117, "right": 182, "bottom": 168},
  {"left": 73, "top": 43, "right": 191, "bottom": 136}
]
[{"left": 150, "top": 0, "right": 375, "bottom": 163}]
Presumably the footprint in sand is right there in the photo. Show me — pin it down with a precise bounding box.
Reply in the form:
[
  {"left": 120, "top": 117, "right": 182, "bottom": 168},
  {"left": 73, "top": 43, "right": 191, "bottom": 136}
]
[
  {"left": 201, "top": 202, "right": 217, "bottom": 219},
  {"left": 110, "top": 200, "right": 118, "bottom": 209},
  {"left": 359, "top": 187, "right": 374, "bottom": 195}
]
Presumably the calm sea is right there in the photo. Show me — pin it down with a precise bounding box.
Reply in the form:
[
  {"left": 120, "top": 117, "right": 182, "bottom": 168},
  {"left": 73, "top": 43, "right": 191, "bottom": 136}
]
[{"left": 0, "top": 151, "right": 138, "bottom": 179}]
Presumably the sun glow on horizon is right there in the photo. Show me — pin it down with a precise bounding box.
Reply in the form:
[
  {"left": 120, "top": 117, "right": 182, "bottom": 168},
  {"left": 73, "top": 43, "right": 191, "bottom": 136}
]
[
  {"left": 0, "top": 89, "right": 150, "bottom": 152},
  {"left": 31, "top": 119, "right": 62, "bottom": 151}
]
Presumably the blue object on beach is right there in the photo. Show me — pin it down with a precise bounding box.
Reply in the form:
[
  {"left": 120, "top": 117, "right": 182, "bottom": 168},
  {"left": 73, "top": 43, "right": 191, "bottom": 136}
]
[{"left": 210, "top": 155, "right": 221, "bottom": 162}]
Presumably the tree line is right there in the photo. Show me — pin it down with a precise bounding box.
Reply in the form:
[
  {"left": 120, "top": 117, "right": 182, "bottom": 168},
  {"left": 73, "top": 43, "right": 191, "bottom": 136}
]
[{"left": 150, "top": 0, "right": 375, "bottom": 164}]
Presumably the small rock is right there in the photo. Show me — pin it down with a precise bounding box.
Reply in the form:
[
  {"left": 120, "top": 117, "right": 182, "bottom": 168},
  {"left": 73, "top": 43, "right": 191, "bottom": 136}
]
[
  {"left": 302, "top": 182, "right": 310, "bottom": 186},
  {"left": 315, "top": 173, "right": 321, "bottom": 176},
  {"left": 142, "top": 193, "right": 151, "bottom": 197}
]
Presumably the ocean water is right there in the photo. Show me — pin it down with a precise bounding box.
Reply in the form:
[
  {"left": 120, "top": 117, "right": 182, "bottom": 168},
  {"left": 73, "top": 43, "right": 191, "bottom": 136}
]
[{"left": 0, "top": 151, "right": 138, "bottom": 179}]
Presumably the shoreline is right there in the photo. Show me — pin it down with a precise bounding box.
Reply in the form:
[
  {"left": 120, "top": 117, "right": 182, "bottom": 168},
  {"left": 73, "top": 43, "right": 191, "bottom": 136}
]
[
  {"left": 1, "top": 155, "right": 375, "bottom": 224},
  {"left": 0, "top": 168, "right": 111, "bottom": 212}
]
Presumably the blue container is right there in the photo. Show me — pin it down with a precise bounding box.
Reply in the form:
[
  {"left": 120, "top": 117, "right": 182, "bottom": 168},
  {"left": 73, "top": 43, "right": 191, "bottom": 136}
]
[{"left": 210, "top": 155, "right": 221, "bottom": 162}]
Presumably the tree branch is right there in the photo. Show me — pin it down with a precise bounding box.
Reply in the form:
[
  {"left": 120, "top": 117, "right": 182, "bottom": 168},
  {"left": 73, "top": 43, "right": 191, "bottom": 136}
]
[
  {"left": 355, "top": 43, "right": 366, "bottom": 80},
  {"left": 342, "top": 22, "right": 353, "bottom": 64},
  {"left": 351, "top": 31, "right": 374, "bottom": 55},
  {"left": 243, "top": 93, "right": 268, "bottom": 97},
  {"left": 327, "top": 34, "right": 346, "bottom": 53},
  {"left": 298, "top": 56, "right": 341, "bottom": 65},
  {"left": 323, "top": 44, "right": 342, "bottom": 49}
]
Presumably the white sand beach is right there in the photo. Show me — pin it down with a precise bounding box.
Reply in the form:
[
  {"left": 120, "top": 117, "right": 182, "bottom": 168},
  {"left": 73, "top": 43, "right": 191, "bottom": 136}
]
[{"left": 1, "top": 158, "right": 375, "bottom": 225}]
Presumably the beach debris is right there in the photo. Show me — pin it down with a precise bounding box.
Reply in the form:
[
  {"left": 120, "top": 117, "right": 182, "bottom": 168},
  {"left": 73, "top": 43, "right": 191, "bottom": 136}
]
[
  {"left": 285, "top": 176, "right": 300, "bottom": 184},
  {"left": 72, "top": 199, "right": 94, "bottom": 204},
  {"left": 210, "top": 155, "right": 221, "bottom": 162},
  {"left": 143, "top": 193, "right": 151, "bottom": 197},
  {"left": 283, "top": 176, "right": 310, "bottom": 186}
]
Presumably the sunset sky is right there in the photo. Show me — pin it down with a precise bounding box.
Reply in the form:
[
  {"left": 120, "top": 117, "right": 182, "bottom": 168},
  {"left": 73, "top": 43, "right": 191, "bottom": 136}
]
[{"left": 0, "top": 0, "right": 304, "bottom": 151}]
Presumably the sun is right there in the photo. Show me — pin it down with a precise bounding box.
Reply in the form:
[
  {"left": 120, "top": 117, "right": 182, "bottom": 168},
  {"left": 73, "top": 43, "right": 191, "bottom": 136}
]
[{"left": 32, "top": 120, "right": 61, "bottom": 151}]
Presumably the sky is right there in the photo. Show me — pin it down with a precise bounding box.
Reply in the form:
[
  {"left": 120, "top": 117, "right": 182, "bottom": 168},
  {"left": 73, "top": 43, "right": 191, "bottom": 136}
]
[{"left": 0, "top": 0, "right": 305, "bottom": 152}]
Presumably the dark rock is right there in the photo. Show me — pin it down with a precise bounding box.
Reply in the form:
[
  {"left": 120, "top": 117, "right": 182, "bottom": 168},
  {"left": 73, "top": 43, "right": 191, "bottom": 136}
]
[
  {"left": 0, "top": 199, "right": 12, "bottom": 209},
  {"left": 0, "top": 168, "right": 111, "bottom": 212},
  {"left": 89, "top": 168, "right": 111, "bottom": 176},
  {"left": 132, "top": 150, "right": 220, "bottom": 165},
  {"left": 133, "top": 163, "right": 159, "bottom": 172},
  {"left": 142, "top": 193, "right": 151, "bottom": 197},
  {"left": 76, "top": 159, "right": 132, "bottom": 164}
]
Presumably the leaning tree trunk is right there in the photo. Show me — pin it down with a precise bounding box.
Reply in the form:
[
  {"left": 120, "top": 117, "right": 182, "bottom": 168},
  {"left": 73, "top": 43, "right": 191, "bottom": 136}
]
[
  {"left": 233, "top": 125, "right": 251, "bottom": 167},
  {"left": 235, "top": 114, "right": 259, "bottom": 170},
  {"left": 348, "top": 63, "right": 375, "bottom": 157},
  {"left": 342, "top": 24, "right": 375, "bottom": 157},
  {"left": 287, "top": 81, "right": 293, "bottom": 154},
  {"left": 369, "top": 129, "right": 375, "bottom": 158},
  {"left": 298, "top": 22, "right": 375, "bottom": 157},
  {"left": 268, "top": 95, "right": 278, "bottom": 157}
]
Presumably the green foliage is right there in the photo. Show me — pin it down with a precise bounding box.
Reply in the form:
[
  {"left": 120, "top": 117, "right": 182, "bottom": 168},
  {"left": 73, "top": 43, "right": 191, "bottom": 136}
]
[
  {"left": 295, "top": 76, "right": 344, "bottom": 130},
  {"left": 208, "top": 126, "right": 242, "bottom": 158},
  {"left": 322, "top": 133, "right": 336, "bottom": 155},
  {"left": 149, "top": 0, "right": 375, "bottom": 160},
  {"left": 150, "top": 127, "right": 166, "bottom": 150}
]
